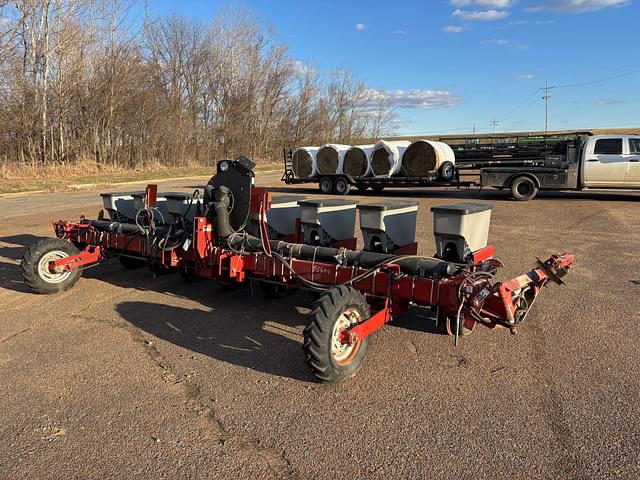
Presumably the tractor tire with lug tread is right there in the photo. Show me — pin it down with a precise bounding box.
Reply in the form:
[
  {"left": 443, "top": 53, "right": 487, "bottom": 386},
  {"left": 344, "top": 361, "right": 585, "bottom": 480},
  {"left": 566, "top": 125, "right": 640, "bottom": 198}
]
[
  {"left": 510, "top": 176, "right": 538, "bottom": 201},
  {"left": 333, "top": 177, "right": 351, "bottom": 195},
  {"left": 303, "top": 285, "right": 370, "bottom": 384},
  {"left": 21, "top": 238, "right": 83, "bottom": 294},
  {"left": 319, "top": 176, "right": 333, "bottom": 195}
]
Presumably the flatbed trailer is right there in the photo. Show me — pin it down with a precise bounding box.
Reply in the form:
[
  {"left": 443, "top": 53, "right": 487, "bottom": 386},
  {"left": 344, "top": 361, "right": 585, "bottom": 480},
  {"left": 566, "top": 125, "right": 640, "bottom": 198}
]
[
  {"left": 282, "top": 133, "right": 640, "bottom": 200},
  {"left": 281, "top": 149, "right": 478, "bottom": 195}
]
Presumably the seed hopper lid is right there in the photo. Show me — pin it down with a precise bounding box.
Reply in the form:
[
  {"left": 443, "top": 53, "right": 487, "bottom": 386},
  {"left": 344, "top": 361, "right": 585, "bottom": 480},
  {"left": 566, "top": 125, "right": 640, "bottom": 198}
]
[
  {"left": 430, "top": 203, "right": 493, "bottom": 215},
  {"left": 358, "top": 201, "right": 418, "bottom": 211},
  {"left": 298, "top": 199, "right": 359, "bottom": 208}
]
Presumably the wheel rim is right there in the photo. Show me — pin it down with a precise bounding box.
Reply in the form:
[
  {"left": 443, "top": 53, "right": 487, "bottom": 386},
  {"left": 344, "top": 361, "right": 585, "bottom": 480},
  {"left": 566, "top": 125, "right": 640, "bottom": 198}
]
[
  {"left": 37, "top": 250, "right": 72, "bottom": 284},
  {"left": 335, "top": 180, "right": 346, "bottom": 194},
  {"left": 320, "top": 179, "right": 332, "bottom": 193},
  {"left": 330, "top": 307, "right": 362, "bottom": 365},
  {"left": 443, "top": 164, "right": 453, "bottom": 179},
  {"left": 517, "top": 182, "right": 532, "bottom": 196}
]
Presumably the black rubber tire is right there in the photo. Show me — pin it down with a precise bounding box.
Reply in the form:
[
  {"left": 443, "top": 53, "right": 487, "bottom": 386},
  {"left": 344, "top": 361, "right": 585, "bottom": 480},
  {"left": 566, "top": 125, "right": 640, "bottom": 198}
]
[
  {"left": 259, "top": 281, "right": 294, "bottom": 298},
  {"left": 119, "top": 255, "right": 147, "bottom": 269},
  {"left": 319, "top": 177, "right": 333, "bottom": 195},
  {"left": 439, "top": 161, "right": 455, "bottom": 181},
  {"left": 21, "top": 238, "right": 82, "bottom": 294},
  {"left": 303, "top": 285, "right": 370, "bottom": 384},
  {"left": 333, "top": 177, "right": 351, "bottom": 195},
  {"left": 510, "top": 176, "right": 538, "bottom": 201},
  {"left": 371, "top": 185, "right": 384, "bottom": 194}
]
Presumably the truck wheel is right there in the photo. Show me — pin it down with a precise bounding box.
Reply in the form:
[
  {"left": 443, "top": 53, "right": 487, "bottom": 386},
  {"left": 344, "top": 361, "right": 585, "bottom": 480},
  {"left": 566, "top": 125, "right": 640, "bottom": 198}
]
[
  {"left": 439, "top": 161, "right": 455, "bottom": 181},
  {"left": 303, "top": 286, "right": 370, "bottom": 383},
  {"left": 21, "top": 238, "right": 83, "bottom": 294},
  {"left": 333, "top": 177, "right": 351, "bottom": 195},
  {"left": 510, "top": 176, "right": 538, "bottom": 201},
  {"left": 319, "top": 177, "right": 333, "bottom": 195}
]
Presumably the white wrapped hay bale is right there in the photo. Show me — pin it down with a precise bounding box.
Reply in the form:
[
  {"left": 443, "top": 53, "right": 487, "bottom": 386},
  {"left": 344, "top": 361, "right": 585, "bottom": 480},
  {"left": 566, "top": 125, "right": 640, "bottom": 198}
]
[
  {"left": 343, "top": 144, "right": 375, "bottom": 177},
  {"left": 316, "top": 144, "right": 352, "bottom": 175},
  {"left": 370, "top": 140, "right": 411, "bottom": 177},
  {"left": 401, "top": 140, "right": 456, "bottom": 178},
  {"left": 291, "top": 147, "right": 319, "bottom": 179}
]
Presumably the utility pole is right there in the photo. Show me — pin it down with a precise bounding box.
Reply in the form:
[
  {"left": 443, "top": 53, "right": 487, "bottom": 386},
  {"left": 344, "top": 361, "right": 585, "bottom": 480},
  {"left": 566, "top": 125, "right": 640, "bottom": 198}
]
[
  {"left": 490, "top": 119, "right": 499, "bottom": 133},
  {"left": 541, "top": 81, "right": 553, "bottom": 133},
  {"left": 472, "top": 124, "right": 476, "bottom": 134}
]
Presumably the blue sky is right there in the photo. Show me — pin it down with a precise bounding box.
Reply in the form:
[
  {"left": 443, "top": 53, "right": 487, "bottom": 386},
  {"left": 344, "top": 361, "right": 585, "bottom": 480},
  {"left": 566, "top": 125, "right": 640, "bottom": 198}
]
[{"left": 151, "top": 0, "right": 638, "bottom": 136}]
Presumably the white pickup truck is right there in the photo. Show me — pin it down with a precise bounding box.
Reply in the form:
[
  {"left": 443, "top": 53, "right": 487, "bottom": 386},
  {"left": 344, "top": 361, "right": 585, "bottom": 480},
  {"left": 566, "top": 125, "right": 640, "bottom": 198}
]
[{"left": 480, "top": 134, "right": 640, "bottom": 200}]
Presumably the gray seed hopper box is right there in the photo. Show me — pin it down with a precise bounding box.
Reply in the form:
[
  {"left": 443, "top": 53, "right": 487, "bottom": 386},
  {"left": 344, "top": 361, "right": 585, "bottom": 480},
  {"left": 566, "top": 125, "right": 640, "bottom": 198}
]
[
  {"left": 131, "top": 192, "right": 174, "bottom": 224},
  {"left": 249, "top": 195, "right": 304, "bottom": 239},
  {"left": 298, "top": 199, "right": 358, "bottom": 246},
  {"left": 431, "top": 203, "right": 493, "bottom": 262},
  {"left": 358, "top": 201, "right": 418, "bottom": 253},
  {"left": 100, "top": 191, "right": 145, "bottom": 221},
  {"left": 164, "top": 193, "right": 196, "bottom": 221}
]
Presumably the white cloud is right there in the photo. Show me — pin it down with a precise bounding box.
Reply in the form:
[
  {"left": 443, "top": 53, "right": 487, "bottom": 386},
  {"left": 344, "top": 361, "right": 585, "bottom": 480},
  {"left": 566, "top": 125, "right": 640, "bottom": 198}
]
[
  {"left": 442, "top": 25, "right": 466, "bottom": 32},
  {"left": 367, "top": 89, "right": 460, "bottom": 110},
  {"left": 483, "top": 38, "right": 528, "bottom": 48},
  {"left": 452, "top": 8, "right": 510, "bottom": 20},
  {"left": 290, "top": 60, "right": 318, "bottom": 76},
  {"left": 517, "top": 73, "right": 535, "bottom": 80},
  {"left": 593, "top": 98, "right": 623, "bottom": 105},
  {"left": 450, "top": 0, "right": 514, "bottom": 6},
  {"left": 355, "top": 23, "right": 367, "bottom": 31},
  {"left": 526, "top": 0, "right": 629, "bottom": 13}
]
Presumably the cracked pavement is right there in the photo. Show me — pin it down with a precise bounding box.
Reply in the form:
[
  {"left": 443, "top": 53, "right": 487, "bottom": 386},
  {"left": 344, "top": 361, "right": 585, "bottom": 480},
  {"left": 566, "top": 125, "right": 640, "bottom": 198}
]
[{"left": 1, "top": 174, "right": 639, "bottom": 479}]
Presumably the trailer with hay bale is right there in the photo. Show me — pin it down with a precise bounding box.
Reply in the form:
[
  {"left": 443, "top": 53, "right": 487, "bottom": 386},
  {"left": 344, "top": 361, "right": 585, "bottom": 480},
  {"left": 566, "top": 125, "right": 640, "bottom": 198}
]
[
  {"left": 283, "top": 132, "right": 640, "bottom": 200},
  {"left": 282, "top": 143, "right": 474, "bottom": 195}
]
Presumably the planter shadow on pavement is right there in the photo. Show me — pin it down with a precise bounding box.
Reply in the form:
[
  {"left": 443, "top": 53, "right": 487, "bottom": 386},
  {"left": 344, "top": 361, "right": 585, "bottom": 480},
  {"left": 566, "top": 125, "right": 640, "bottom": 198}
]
[
  {"left": 115, "top": 290, "right": 314, "bottom": 382},
  {"left": 0, "top": 234, "right": 51, "bottom": 293},
  {"left": 102, "top": 269, "right": 316, "bottom": 382}
]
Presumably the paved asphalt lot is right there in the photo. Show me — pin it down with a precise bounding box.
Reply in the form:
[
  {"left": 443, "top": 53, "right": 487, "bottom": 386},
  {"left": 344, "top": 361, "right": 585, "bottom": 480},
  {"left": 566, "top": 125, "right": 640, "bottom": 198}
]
[{"left": 1, "top": 172, "right": 639, "bottom": 479}]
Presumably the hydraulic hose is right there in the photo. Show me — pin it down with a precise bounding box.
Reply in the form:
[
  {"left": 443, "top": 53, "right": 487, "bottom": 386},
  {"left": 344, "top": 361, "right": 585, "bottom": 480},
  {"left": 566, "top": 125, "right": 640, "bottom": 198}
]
[{"left": 226, "top": 233, "right": 459, "bottom": 278}]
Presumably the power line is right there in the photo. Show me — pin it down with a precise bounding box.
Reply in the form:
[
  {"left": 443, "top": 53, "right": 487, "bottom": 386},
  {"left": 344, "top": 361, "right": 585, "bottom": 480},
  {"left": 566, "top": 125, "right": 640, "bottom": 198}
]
[
  {"left": 500, "top": 89, "right": 539, "bottom": 123},
  {"left": 551, "top": 64, "right": 640, "bottom": 89},
  {"left": 496, "top": 63, "right": 640, "bottom": 132}
]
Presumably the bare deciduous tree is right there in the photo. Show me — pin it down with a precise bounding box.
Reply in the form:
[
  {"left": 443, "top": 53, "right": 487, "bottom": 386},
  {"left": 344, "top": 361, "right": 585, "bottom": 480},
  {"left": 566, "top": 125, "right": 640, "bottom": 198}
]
[{"left": 0, "top": 1, "right": 396, "bottom": 169}]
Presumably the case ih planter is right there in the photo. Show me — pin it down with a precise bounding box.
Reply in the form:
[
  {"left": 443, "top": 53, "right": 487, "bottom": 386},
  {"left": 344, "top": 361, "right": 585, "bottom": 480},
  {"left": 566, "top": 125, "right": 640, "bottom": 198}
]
[{"left": 21, "top": 157, "right": 574, "bottom": 383}]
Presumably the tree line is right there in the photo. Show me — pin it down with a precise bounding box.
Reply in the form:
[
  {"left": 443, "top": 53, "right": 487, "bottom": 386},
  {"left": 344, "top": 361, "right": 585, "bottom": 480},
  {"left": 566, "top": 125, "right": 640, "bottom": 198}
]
[{"left": 0, "top": 1, "right": 395, "bottom": 168}]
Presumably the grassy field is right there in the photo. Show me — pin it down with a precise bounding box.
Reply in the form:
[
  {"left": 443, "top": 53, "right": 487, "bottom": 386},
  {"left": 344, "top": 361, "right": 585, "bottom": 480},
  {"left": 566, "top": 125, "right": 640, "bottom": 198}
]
[{"left": 0, "top": 163, "right": 280, "bottom": 195}]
